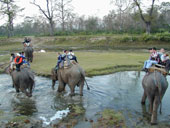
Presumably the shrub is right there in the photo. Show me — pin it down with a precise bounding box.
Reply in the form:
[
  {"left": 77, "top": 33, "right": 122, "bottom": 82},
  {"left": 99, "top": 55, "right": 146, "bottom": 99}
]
[{"left": 155, "top": 32, "right": 170, "bottom": 42}]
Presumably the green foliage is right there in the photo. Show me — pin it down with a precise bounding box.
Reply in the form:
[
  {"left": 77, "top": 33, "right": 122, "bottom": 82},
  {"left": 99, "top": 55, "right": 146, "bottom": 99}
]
[
  {"left": 139, "top": 32, "right": 170, "bottom": 42},
  {"left": 155, "top": 32, "right": 170, "bottom": 42},
  {"left": 140, "top": 34, "right": 155, "bottom": 42}
]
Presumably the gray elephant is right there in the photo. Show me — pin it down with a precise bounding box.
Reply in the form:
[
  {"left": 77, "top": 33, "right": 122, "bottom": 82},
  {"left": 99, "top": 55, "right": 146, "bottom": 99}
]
[
  {"left": 11, "top": 67, "right": 35, "bottom": 97},
  {"left": 141, "top": 71, "right": 168, "bottom": 124},
  {"left": 51, "top": 64, "right": 90, "bottom": 96},
  {"left": 24, "top": 46, "right": 33, "bottom": 62}
]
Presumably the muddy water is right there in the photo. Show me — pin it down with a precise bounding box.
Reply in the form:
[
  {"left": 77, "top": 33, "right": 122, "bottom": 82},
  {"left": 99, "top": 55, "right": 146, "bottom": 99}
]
[{"left": 0, "top": 71, "right": 170, "bottom": 127}]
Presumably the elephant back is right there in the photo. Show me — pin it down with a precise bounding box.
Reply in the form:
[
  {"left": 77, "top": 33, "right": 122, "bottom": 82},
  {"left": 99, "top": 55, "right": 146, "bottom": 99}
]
[
  {"left": 11, "top": 67, "right": 35, "bottom": 89},
  {"left": 24, "top": 46, "right": 33, "bottom": 55},
  {"left": 143, "top": 71, "right": 168, "bottom": 94},
  {"left": 148, "top": 66, "right": 168, "bottom": 76},
  {"left": 24, "top": 46, "right": 34, "bottom": 62}
]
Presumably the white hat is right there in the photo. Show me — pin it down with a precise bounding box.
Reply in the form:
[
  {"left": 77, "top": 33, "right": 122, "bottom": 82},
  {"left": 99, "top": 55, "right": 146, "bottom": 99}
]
[{"left": 16, "top": 53, "right": 20, "bottom": 56}]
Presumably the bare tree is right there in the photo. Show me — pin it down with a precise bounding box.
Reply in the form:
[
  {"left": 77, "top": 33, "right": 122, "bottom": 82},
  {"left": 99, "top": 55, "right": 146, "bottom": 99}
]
[
  {"left": 30, "top": 0, "right": 56, "bottom": 36},
  {"left": 111, "top": 0, "right": 132, "bottom": 31},
  {"left": 103, "top": 10, "right": 116, "bottom": 31},
  {"left": 74, "top": 15, "right": 86, "bottom": 31},
  {"left": 0, "top": 0, "right": 24, "bottom": 38},
  {"left": 133, "top": 0, "right": 156, "bottom": 34},
  {"left": 85, "top": 16, "right": 99, "bottom": 32},
  {"left": 65, "top": 12, "right": 76, "bottom": 31},
  {"left": 55, "top": 0, "right": 73, "bottom": 31}
]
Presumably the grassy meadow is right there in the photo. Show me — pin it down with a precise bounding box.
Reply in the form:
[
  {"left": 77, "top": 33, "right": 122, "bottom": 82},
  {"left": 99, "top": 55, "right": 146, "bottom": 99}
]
[
  {"left": 19, "top": 51, "right": 148, "bottom": 76},
  {"left": 0, "top": 35, "right": 169, "bottom": 76}
]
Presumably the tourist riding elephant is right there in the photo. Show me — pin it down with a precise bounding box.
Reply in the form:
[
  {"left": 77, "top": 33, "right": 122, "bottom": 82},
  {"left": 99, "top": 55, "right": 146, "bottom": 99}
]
[
  {"left": 24, "top": 46, "right": 33, "bottom": 62},
  {"left": 51, "top": 64, "right": 90, "bottom": 96},
  {"left": 141, "top": 71, "right": 168, "bottom": 124},
  {"left": 11, "top": 67, "right": 35, "bottom": 97}
]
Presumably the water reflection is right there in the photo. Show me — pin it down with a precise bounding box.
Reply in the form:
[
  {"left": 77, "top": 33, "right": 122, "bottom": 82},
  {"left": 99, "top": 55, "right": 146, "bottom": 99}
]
[
  {"left": 11, "top": 95, "right": 37, "bottom": 116},
  {"left": 52, "top": 93, "right": 84, "bottom": 111}
]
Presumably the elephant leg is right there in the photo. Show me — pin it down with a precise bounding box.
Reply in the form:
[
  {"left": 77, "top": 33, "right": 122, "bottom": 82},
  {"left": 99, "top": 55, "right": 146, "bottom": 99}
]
[
  {"left": 69, "top": 85, "right": 75, "bottom": 96},
  {"left": 20, "top": 87, "right": 32, "bottom": 97},
  {"left": 68, "top": 79, "right": 76, "bottom": 96},
  {"left": 14, "top": 83, "right": 20, "bottom": 93},
  {"left": 63, "top": 83, "right": 66, "bottom": 92},
  {"left": 151, "top": 95, "right": 159, "bottom": 125},
  {"left": 78, "top": 80, "right": 84, "bottom": 96},
  {"left": 52, "top": 80, "right": 56, "bottom": 90},
  {"left": 141, "top": 91, "right": 147, "bottom": 105},
  {"left": 148, "top": 96, "right": 154, "bottom": 114},
  {"left": 15, "top": 87, "right": 20, "bottom": 93},
  {"left": 29, "top": 84, "right": 33, "bottom": 96},
  {"left": 57, "top": 81, "right": 65, "bottom": 93}
]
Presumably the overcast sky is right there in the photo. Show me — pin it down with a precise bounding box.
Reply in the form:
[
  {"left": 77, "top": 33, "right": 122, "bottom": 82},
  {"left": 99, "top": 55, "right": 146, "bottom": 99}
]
[
  {"left": 1, "top": 0, "right": 170, "bottom": 25},
  {"left": 16, "top": 0, "right": 113, "bottom": 19}
]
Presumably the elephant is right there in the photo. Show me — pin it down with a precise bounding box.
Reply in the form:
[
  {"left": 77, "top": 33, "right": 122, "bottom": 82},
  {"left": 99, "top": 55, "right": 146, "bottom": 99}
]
[
  {"left": 24, "top": 46, "right": 33, "bottom": 63},
  {"left": 11, "top": 67, "right": 35, "bottom": 97},
  {"left": 141, "top": 70, "right": 168, "bottom": 124},
  {"left": 51, "top": 63, "right": 90, "bottom": 96}
]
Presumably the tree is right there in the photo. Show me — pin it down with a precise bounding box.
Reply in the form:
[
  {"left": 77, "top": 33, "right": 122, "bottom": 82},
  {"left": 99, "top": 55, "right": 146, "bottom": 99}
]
[
  {"left": 133, "top": 0, "right": 156, "bottom": 34},
  {"left": 85, "top": 16, "right": 99, "bottom": 32},
  {"left": 158, "top": 2, "right": 170, "bottom": 30},
  {"left": 103, "top": 10, "right": 116, "bottom": 31},
  {"left": 55, "top": 0, "right": 73, "bottom": 31},
  {"left": 0, "top": 0, "right": 24, "bottom": 37},
  {"left": 74, "top": 15, "right": 86, "bottom": 31},
  {"left": 31, "top": 0, "right": 56, "bottom": 36},
  {"left": 111, "top": 0, "right": 132, "bottom": 31}
]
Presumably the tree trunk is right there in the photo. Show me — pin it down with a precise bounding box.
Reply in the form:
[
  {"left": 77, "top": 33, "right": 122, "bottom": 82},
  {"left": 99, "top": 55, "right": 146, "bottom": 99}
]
[
  {"left": 146, "top": 22, "right": 151, "bottom": 34},
  {"left": 49, "top": 19, "right": 54, "bottom": 36}
]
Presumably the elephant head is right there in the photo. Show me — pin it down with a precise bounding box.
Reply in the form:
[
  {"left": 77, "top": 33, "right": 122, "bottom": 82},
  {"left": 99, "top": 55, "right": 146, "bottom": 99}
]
[{"left": 51, "top": 68, "right": 58, "bottom": 90}]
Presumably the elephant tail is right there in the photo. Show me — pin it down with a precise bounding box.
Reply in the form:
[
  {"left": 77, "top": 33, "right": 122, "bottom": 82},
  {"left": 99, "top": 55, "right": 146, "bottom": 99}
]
[
  {"left": 84, "top": 78, "right": 90, "bottom": 90},
  {"left": 80, "top": 71, "right": 90, "bottom": 90}
]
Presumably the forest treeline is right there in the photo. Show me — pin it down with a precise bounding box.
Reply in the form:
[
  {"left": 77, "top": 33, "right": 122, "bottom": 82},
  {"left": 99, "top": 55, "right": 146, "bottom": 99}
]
[{"left": 0, "top": 0, "right": 170, "bottom": 37}]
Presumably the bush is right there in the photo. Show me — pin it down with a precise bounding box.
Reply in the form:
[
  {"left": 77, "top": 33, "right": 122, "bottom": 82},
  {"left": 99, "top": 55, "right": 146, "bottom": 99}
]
[
  {"left": 155, "top": 32, "right": 170, "bottom": 42},
  {"left": 140, "top": 34, "right": 155, "bottom": 42}
]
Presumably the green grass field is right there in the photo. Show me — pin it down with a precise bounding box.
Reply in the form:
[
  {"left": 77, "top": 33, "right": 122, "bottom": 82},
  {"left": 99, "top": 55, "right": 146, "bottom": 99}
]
[
  {"left": 0, "top": 36, "right": 163, "bottom": 76},
  {"left": 29, "top": 51, "right": 148, "bottom": 76},
  {"left": 0, "top": 51, "right": 148, "bottom": 76}
]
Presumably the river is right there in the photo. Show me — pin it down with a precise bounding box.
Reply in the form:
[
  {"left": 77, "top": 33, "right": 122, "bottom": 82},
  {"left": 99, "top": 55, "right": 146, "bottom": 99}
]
[{"left": 0, "top": 71, "right": 170, "bottom": 128}]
